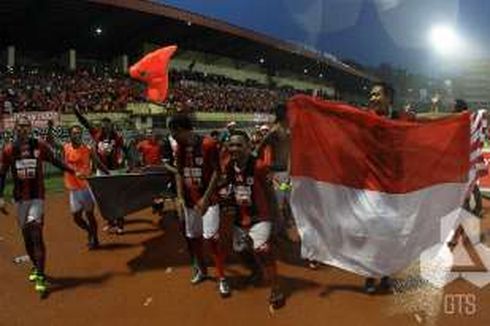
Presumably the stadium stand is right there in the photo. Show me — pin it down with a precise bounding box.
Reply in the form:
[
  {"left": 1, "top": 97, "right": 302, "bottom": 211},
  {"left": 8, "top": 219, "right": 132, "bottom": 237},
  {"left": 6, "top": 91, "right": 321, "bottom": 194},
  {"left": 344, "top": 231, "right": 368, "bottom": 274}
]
[
  {"left": 0, "top": 0, "right": 378, "bottom": 132},
  {"left": 0, "top": 67, "right": 302, "bottom": 115}
]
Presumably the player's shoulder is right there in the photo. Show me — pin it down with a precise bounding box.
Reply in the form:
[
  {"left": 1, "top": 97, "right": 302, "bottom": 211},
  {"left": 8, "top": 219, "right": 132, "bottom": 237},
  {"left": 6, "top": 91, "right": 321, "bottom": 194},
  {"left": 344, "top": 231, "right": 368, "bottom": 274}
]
[
  {"left": 202, "top": 136, "right": 218, "bottom": 149},
  {"left": 62, "top": 142, "right": 72, "bottom": 151},
  {"left": 254, "top": 157, "right": 271, "bottom": 174},
  {"left": 36, "top": 138, "right": 50, "bottom": 149},
  {"left": 82, "top": 143, "right": 92, "bottom": 152},
  {"left": 114, "top": 130, "right": 124, "bottom": 140},
  {"left": 139, "top": 140, "right": 151, "bottom": 151},
  {"left": 89, "top": 127, "right": 100, "bottom": 136},
  {"left": 2, "top": 142, "right": 14, "bottom": 154}
]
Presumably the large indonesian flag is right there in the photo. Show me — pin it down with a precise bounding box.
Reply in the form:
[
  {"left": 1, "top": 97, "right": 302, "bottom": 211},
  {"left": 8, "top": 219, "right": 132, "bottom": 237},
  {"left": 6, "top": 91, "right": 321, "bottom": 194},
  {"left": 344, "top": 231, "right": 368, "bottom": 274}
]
[{"left": 288, "top": 95, "right": 471, "bottom": 276}]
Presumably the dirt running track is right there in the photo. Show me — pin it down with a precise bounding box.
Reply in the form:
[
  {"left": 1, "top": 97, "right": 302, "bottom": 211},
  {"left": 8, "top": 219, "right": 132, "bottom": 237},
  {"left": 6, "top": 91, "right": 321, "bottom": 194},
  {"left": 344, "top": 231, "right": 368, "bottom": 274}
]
[{"left": 0, "top": 192, "right": 489, "bottom": 326}]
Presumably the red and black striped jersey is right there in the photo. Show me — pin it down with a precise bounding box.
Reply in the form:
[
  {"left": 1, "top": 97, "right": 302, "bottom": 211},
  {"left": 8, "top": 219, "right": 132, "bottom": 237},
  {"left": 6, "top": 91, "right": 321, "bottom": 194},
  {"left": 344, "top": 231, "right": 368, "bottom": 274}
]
[
  {"left": 175, "top": 135, "right": 219, "bottom": 207},
  {"left": 0, "top": 139, "right": 57, "bottom": 201},
  {"left": 90, "top": 128, "right": 124, "bottom": 170},
  {"left": 225, "top": 157, "right": 273, "bottom": 227}
]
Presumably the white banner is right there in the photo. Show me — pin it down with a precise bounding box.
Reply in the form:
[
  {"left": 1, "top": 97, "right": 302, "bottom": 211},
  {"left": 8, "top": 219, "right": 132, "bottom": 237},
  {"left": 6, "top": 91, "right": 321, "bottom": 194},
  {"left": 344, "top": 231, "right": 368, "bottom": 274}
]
[{"left": 2, "top": 111, "right": 60, "bottom": 130}]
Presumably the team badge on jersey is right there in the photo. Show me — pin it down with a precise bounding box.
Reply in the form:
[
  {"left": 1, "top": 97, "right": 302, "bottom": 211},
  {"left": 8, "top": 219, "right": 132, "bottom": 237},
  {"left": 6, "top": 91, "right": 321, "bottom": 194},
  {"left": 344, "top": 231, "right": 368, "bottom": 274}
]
[
  {"left": 235, "top": 185, "right": 252, "bottom": 205},
  {"left": 15, "top": 159, "right": 37, "bottom": 179},
  {"left": 236, "top": 174, "right": 244, "bottom": 183}
]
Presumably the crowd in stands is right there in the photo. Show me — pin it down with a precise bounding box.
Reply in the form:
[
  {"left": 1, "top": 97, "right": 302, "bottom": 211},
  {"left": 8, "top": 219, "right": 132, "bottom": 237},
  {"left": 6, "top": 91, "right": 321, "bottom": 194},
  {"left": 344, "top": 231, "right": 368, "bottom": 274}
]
[
  {"left": 0, "top": 67, "right": 311, "bottom": 115},
  {"left": 0, "top": 67, "right": 145, "bottom": 114},
  {"left": 168, "top": 70, "right": 301, "bottom": 113}
]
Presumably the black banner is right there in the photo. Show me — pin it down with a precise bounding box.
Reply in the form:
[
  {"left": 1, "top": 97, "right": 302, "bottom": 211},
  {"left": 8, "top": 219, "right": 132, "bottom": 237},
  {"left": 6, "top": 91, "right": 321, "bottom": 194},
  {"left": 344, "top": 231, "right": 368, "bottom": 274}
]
[{"left": 87, "top": 172, "right": 174, "bottom": 220}]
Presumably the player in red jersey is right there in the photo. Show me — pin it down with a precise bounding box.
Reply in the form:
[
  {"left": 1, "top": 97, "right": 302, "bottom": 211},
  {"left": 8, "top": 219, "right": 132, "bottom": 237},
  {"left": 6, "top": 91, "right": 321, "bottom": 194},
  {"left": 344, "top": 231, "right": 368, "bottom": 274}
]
[
  {"left": 168, "top": 114, "right": 231, "bottom": 298},
  {"left": 73, "top": 107, "right": 125, "bottom": 234},
  {"left": 225, "top": 130, "right": 285, "bottom": 310},
  {"left": 0, "top": 117, "right": 76, "bottom": 298},
  {"left": 134, "top": 128, "right": 176, "bottom": 224},
  {"left": 136, "top": 128, "right": 162, "bottom": 167}
]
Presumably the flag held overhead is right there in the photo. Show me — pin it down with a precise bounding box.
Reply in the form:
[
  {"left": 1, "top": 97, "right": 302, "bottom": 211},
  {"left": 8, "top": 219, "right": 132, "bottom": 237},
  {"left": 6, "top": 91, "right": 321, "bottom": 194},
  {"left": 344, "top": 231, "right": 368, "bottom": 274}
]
[
  {"left": 287, "top": 95, "right": 473, "bottom": 276},
  {"left": 129, "top": 45, "right": 178, "bottom": 103}
]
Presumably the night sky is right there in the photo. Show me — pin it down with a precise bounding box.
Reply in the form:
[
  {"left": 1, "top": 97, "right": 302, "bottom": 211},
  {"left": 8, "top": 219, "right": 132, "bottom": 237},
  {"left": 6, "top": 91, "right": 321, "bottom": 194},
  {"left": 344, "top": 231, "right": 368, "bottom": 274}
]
[{"left": 158, "top": 0, "right": 490, "bottom": 74}]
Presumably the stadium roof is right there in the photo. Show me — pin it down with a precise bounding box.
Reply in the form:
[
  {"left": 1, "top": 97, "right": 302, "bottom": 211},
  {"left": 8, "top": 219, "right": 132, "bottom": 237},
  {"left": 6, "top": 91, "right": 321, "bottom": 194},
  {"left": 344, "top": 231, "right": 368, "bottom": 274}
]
[{"left": 0, "top": 0, "right": 378, "bottom": 83}]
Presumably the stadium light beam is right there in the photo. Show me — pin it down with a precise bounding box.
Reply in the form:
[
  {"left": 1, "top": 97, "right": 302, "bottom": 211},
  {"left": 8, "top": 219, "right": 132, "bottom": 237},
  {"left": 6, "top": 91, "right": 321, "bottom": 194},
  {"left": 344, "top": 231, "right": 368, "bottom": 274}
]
[{"left": 429, "top": 25, "right": 461, "bottom": 56}]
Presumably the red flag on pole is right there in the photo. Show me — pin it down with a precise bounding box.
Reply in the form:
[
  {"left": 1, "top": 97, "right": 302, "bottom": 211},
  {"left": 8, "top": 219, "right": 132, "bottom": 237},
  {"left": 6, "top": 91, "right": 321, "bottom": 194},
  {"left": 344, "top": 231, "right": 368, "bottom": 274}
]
[{"left": 129, "top": 45, "right": 177, "bottom": 103}]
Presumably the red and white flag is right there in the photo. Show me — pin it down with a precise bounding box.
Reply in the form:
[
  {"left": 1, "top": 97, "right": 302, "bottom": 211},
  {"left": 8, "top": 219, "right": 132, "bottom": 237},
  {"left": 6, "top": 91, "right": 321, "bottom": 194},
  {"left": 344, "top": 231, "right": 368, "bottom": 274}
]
[
  {"left": 468, "top": 109, "right": 488, "bottom": 194},
  {"left": 287, "top": 95, "right": 471, "bottom": 276}
]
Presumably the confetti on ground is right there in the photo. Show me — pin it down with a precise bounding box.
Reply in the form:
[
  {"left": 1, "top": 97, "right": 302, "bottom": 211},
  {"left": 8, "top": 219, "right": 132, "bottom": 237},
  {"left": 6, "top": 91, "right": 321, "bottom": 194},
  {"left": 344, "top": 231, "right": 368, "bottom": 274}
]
[
  {"left": 12, "top": 255, "right": 30, "bottom": 264},
  {"left": 414, "top": 313, "right": 423, "bottom": 324},
  {"left": 143, "top": 297, "right": 153, "bottom": 306},
  {"left": 268, "top": 305, "right": 275, "bottom": 316}
]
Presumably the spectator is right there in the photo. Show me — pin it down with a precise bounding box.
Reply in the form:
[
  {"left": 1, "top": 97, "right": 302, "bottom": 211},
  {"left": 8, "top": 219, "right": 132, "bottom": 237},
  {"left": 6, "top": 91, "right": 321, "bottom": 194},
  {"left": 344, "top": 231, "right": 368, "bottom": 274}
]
[{"left": 0, "top": 67, "right": 317, "bottom": 115}]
